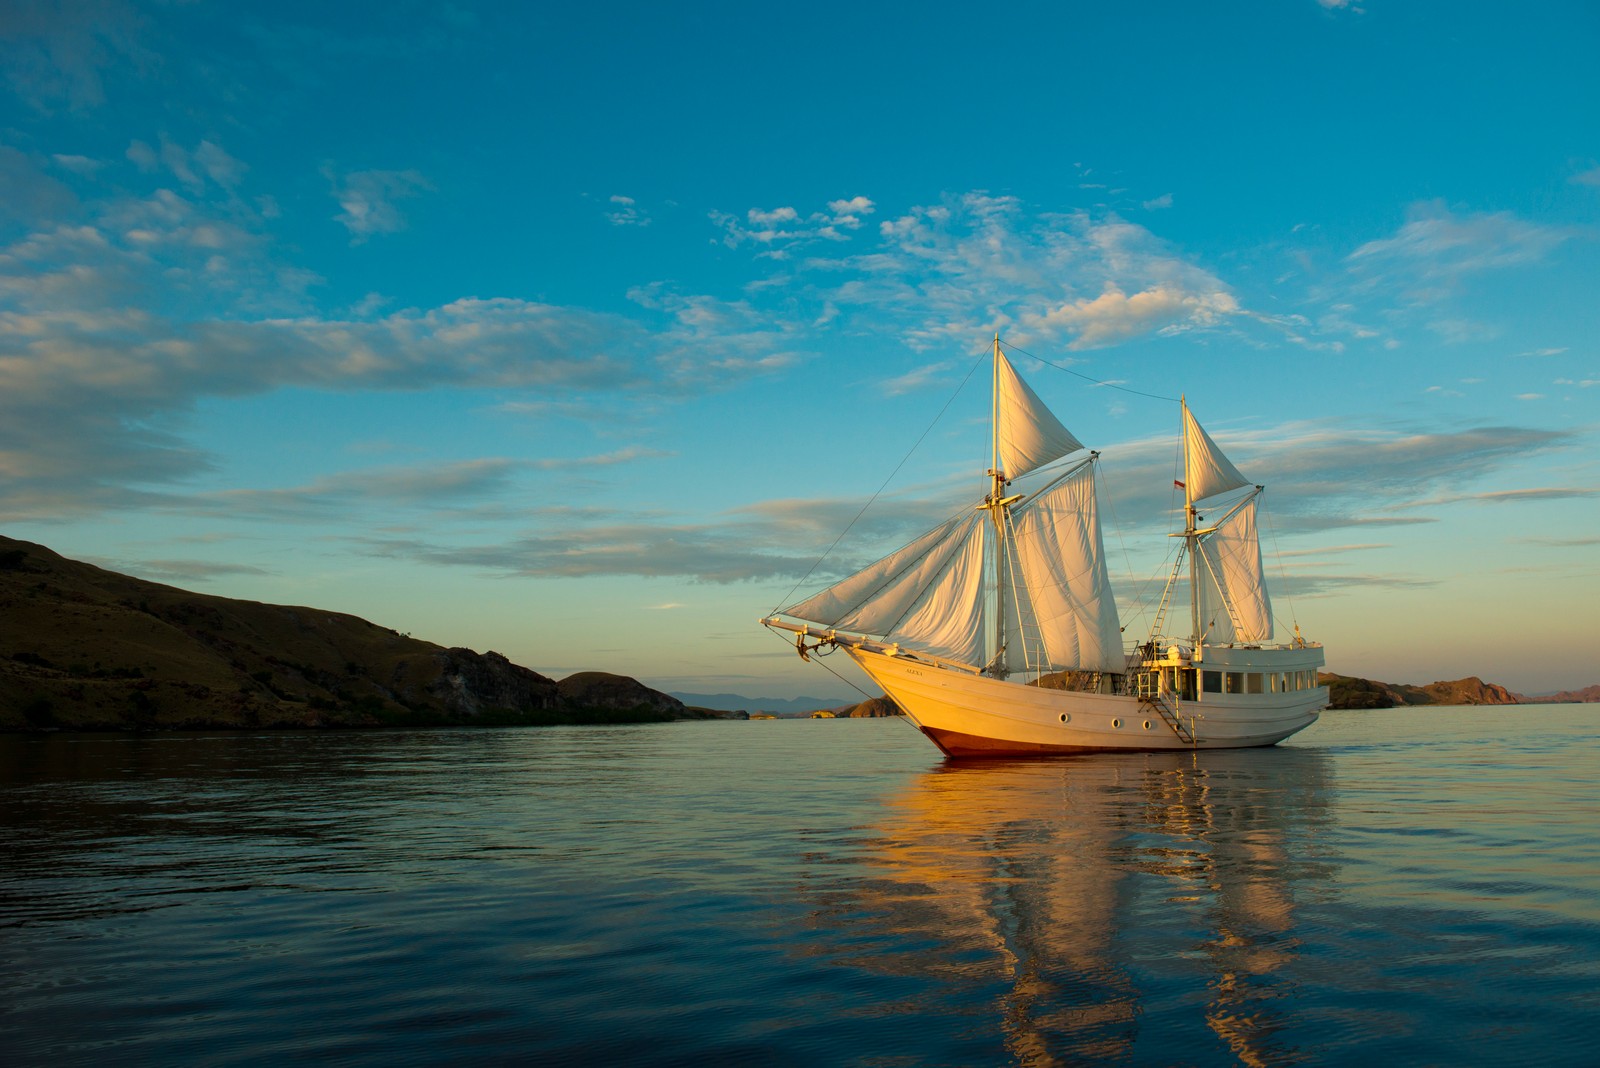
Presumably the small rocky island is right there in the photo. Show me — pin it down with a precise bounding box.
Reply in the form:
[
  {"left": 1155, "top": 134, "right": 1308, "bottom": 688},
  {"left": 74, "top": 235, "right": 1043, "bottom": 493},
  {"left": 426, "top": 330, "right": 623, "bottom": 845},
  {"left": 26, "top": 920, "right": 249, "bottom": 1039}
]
[{"left": 0, "top": 536, "right": 728, "bottom": 731}]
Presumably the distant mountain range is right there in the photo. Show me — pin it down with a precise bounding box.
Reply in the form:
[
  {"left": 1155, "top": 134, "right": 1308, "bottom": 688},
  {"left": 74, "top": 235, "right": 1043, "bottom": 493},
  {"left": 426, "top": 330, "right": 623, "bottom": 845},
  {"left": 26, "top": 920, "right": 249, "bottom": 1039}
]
[
  {"left": 1516, "top": 685, "right": 1600, "bottom": 704},
  {"left": 670, "top": 692, "right": 853, "bottom": 715}
]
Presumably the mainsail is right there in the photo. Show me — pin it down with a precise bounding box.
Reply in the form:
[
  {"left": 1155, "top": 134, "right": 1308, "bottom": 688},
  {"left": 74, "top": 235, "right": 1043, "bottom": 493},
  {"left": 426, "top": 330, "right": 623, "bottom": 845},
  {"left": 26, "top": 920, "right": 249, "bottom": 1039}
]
[{"left": 1003, "top": 463, "right": 1125, "bottom": 673}]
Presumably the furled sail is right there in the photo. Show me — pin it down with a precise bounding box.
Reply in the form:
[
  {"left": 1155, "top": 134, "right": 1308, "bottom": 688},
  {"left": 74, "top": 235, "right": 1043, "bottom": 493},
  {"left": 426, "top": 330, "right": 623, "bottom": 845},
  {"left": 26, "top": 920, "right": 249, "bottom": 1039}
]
[
  {"left": 781, "top": 512, "right": 991, "bottom": 667},
  {"left": 1002, "top": 463, "right": 1125, "bottom": 673},
  {"left": 1197, "top": 496, "right": 1272, "bottom": 643},
  {"left": 1182, "top": 403, "right": 1250, "bottom": 502},
  {"left": 996, "top": 350, "right": 1084, "bottom": 479}
]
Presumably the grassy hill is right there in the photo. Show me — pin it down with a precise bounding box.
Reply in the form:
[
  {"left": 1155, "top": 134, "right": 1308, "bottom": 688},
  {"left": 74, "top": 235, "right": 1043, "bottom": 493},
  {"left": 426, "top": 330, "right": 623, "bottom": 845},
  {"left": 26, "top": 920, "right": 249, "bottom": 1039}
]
[{"left": 0, "top": 536, "right": 713, "bottom": 731}]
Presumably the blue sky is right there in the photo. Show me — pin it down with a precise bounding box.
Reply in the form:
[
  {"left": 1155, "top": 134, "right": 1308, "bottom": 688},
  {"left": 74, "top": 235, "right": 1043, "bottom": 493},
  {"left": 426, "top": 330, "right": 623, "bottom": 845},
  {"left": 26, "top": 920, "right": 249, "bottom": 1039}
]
[{"left": 2, "top": 0, "right": 1596, "bottom": 698}]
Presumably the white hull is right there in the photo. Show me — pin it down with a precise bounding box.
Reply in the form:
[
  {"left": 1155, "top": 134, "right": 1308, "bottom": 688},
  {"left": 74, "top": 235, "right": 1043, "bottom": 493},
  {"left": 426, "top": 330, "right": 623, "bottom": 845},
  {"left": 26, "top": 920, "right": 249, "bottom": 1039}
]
[{"left": 848, "top": 645, "right": 1326, "bottom": 757}]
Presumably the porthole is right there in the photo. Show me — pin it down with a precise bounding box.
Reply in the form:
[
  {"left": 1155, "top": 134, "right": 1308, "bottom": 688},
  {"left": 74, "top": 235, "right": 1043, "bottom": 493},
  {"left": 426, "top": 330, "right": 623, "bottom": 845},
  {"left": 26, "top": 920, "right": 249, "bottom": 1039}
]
[
  {"left": 1111, "top": 718, "right": 1122, "bottom": 729},
  {"left": 1142, "top": 719, "right": 1152, "bottom": 730},
  {"left": 1059, "top": 712, "right": 1071, "bottom": 723}
]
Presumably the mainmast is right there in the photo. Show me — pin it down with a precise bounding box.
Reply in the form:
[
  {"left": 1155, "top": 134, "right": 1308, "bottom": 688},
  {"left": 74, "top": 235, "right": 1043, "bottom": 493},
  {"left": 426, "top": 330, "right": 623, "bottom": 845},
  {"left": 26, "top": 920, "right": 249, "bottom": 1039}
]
[
  {"left": 987, "top": 334, "right": 1011, "bottom": 677},
  {"left": 1182, "top": 396, "right": 1201, "bottom": 648}
]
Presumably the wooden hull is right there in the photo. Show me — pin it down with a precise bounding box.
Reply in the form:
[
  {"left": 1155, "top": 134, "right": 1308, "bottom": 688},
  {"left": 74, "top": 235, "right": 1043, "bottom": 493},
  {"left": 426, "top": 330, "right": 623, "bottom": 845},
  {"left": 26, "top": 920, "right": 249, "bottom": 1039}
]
[{"left": 846, "top": 646, "right": 1326, "bottom": 758}]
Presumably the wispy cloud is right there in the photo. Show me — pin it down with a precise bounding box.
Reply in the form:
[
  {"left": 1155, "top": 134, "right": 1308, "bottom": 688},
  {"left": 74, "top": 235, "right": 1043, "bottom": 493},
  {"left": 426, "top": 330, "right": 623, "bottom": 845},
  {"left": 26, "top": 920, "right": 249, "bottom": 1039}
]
[
  {"left": 127, "top": 136, "right": 245, "bottom": 192},
  {"left": 86, "top": 557, "right": 274, "bottom": 583},
  {"left": 709, "top": 195, "right": 875, "bottom": 258},
  {"left": 1346, "top": 199, "right": 1571, "bottom": 302},
  {"left": 0, "top": 0, "right": 151, "bottom": 111},
  {"left": 605, "top": 194, "right": 648, "bottom": 227},
  {"left": 1570, "top": 165, "right": 1600, "bottom": 187},
  {"left": 326, "top": 166, "right": 433, "bottom": 241},
  {"left": 788, "top": 193, "right": 1252, "bottom": 352}
]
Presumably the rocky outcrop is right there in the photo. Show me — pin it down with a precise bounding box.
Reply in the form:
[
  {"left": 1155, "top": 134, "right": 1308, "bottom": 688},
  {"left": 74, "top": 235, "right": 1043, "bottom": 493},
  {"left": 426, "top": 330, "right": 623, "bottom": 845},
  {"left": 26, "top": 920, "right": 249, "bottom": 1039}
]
[
  {"left": 556, "top": 671, "right": 685, "bottom": 718},
  {"left": 430, "top": 648, "right": 560, "bottom": 717},
  {"left": 1419, "top": 676, "right": 1518, "bottom": 705},
  {"left": 845, "top": 696, "right": 904, "bottom": 717},
  {"left": 1320, "top": 672, "right": 1520, "bottom": 710}
]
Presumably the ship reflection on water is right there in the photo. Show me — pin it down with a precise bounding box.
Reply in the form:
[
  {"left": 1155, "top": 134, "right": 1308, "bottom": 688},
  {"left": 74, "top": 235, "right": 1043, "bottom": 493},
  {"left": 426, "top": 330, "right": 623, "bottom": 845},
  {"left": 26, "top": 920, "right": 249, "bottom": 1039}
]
[{"left": 816, "top": 748, "right": 1333, "bottom": 1065}]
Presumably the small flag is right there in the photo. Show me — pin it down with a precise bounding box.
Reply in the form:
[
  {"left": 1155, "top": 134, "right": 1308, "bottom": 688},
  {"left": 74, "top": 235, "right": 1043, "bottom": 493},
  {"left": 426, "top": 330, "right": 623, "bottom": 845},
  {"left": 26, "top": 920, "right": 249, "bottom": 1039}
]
[{"left": 1174, "top": 479, "right": 1185, "bottom": 489}]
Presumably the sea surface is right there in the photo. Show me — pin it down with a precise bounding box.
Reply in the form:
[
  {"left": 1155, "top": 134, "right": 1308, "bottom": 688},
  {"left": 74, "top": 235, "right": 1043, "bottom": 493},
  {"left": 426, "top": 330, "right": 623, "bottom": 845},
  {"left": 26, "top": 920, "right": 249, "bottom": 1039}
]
[{"left": 2, "top": 706, "right": 1597, "bottom": 1066}]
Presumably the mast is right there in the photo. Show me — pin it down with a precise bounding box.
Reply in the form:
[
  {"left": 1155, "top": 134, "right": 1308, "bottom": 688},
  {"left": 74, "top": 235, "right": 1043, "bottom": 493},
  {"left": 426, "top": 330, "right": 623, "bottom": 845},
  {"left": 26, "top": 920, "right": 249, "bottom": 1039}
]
[
  {"left": 1182, "top": 396, "right": 1201, "bottom": 649},
  {"left": 988, "top": 334, "right": 1009, "bottom": 677}
]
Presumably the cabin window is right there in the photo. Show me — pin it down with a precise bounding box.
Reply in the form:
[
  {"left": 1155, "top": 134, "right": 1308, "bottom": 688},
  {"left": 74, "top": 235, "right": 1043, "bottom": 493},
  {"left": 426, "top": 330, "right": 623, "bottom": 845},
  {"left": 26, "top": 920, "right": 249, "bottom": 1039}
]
[
  {"left": 1246, "top": 673, "right": 1263, "bottom": 694},
  {"left": 1202, "top": 671, "right": 1221, "bottom": 694},
  {"left": 1226, "top": 672, "right": 1244, "bottom": 694}
]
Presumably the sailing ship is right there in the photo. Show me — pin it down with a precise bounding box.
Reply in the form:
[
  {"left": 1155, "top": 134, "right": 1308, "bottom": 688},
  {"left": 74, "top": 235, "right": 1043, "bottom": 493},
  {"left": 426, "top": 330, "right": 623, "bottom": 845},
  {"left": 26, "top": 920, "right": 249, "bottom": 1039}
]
[{"left": 761, "top": 337, "right": 1328, "bottom": 756}]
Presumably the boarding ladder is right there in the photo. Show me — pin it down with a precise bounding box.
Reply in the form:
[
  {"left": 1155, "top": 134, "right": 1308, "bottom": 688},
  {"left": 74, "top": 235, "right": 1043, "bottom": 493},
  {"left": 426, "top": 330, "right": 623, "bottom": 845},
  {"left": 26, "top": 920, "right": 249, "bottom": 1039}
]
[{"left": 1138, "top": 687, "right": 1197, "bottom": 745}]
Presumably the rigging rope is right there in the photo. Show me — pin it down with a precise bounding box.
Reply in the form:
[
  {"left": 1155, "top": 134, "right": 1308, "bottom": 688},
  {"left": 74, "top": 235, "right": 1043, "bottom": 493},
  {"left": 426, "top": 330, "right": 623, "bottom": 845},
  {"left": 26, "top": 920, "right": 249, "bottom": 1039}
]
[
  {"left": 998, "top": 339, "right": 1181, "bottom": 403},
  {"left": 771, "top": 343, "right": 990, "bottom": 613},
  {"left": 1259, "top": 491, "right": 1303, "bottom": 635}
]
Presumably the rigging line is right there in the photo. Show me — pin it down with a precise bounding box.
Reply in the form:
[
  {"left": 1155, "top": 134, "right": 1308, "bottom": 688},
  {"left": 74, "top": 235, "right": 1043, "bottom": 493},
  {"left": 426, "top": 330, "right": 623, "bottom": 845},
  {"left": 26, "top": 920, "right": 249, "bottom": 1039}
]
[
  {"left": 771, "top": 343, "right": 991, "bottom": 613},
  {"left": 1259, "top": 491, "right": 1303, "bottom": 631},
  {"left": 1093, "top": 456, "right": 1151, "bottom": 638},
  {"left": 998, "top": 339, "right": 1181, "bottom": 403}
]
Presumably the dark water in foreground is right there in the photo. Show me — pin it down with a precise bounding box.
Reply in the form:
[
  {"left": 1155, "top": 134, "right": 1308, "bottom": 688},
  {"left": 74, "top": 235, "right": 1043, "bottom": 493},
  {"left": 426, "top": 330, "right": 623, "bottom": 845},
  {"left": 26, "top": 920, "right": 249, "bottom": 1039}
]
[{"left": 2, "top": 707, "right": 1598, "bottom": 1066}]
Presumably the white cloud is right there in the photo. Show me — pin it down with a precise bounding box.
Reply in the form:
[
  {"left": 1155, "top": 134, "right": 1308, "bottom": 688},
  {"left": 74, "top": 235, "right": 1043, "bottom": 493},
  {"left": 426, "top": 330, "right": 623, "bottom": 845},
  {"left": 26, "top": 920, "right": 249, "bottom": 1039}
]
[
  {"left": 1027, "top": 284, "right": 1239, "bottom": 349},
  {"left": 51, "top": 152, "right": 102, "bottom": 175},
  {"left": 326, "top": 167, "right": 433, "bottom": 241},
  {"left": 1142, "top": 193, "right": 1173, "bottom": 210},
  {"left": 792, "top": 193, "right": 1251, "bottom": 352},
  {"left": 710, "top": 195, "right": 875, "bottom": 257},
  {"left": 1570, "top": 165, "right": 1600, "bottom": 187},
  {"left": 605, "top": 194, "right": 649, "bottom": 227},
  {"left": 747, "top": 206, "right": 798, "bottom": 226}
]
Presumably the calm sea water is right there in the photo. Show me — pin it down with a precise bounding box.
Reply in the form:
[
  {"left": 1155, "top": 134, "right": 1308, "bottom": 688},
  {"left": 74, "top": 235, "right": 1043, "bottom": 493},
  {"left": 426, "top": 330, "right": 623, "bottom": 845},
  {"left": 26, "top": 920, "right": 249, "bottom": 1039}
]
[{"left": 3, "top": 707, "right": 1598, "bottom": 1066}]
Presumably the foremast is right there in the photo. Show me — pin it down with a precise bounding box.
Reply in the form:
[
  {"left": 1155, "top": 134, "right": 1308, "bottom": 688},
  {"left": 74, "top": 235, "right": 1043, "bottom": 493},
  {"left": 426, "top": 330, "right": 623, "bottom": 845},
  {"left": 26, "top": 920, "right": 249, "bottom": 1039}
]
[
  {"left": 982, "top": 334, "right": 1023, "bottom": 678},
  {"left": 1165, "top": 398, "right": 1269, "bottom": 655}
]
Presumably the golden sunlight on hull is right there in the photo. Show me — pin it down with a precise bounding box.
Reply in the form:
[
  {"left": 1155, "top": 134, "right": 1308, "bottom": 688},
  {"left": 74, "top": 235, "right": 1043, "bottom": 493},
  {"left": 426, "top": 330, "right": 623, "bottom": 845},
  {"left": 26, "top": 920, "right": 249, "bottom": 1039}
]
[{"left": 848, "top": 647, "right": 1324, "bottom": 757}]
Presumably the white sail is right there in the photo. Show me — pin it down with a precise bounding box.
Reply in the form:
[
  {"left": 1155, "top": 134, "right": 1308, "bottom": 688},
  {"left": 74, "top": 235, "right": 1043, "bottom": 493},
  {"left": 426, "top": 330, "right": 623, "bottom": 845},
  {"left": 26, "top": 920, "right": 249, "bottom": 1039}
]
[
  {"left": 1197, "top": 496, "right": 1272, "bottom": 644},
  {"left": 782, "top": 512, "right": 991, "bottom": 667},
  {"left": 1182, "top": 403, "right": 1250, "bottom": 502},
  {"left": 996, "top": 350, "right": 1084, "bottom": 479},
  {"left": 1003, "top": 463, "right": 1125, "bottom": 674},
  {"left": 884, "top": 519, "right": 990, "bottom": 665}
]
